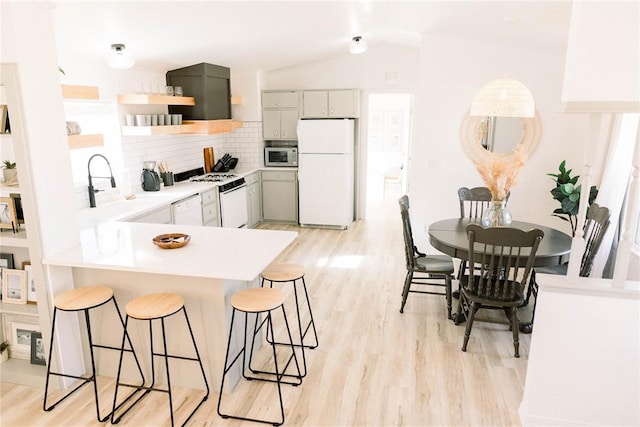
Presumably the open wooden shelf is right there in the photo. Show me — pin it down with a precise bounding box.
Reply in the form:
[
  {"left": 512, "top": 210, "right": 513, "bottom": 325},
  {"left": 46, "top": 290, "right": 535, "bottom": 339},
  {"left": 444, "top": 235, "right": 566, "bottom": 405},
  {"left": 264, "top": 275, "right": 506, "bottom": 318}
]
[
  {"left": 121, "top": 124, "right": 197, "bottom": 136},
  {"left": 67, "top": 134, "right": 104, "bottom": 149},
  {"left": 117, "top": 94, "right": 195, "bottom": 106},
  {"left": 0, "top": 228, "right": 28, "bottom": 247},
  {"left": 184, "top": 119, "right": 242, "bottom": 134},
  {"left": 61, "top": 85, "right": 99, "bottom": 100}
]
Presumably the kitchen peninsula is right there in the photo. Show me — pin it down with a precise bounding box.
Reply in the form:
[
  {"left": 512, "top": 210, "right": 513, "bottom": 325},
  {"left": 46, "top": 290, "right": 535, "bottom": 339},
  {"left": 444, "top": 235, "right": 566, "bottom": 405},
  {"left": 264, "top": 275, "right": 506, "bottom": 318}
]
[{"left": 42, "top": 220, "right": 297, "bottom": 392}]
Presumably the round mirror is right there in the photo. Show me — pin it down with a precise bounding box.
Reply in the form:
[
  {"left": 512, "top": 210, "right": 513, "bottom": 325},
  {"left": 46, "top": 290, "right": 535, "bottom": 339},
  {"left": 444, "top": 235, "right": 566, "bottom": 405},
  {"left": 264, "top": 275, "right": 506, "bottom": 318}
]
[
  {"left": 460, "top": 110, "right": 542, "bottom": 200},
  {"left": 461, "top": 110, "right": 542, "bottom": 161},
  {"left": 479, "top": 117, "right": 525, "bottom": 153}
]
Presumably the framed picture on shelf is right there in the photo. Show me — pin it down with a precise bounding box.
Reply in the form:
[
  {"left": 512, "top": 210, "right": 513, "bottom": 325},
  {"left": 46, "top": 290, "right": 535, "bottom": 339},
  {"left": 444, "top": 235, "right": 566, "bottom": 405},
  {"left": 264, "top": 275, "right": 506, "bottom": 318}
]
[
  {"left": 22, "top": 262, "right": 36, "bottom": 303},
  {"left": 30, "top": 331, "right": 46, "bottom": 365},
  {"left": 0, "top": 253, "right": 14, "bottom": 269},
  {"left": 0, "top": 105, "right": 8, "bottom": 134},
  {"left": 2, "top": 314, "right": 41, "bottom": 360},
  {"left": 2, "top": 269, "right": 26, "bottom": 304},
  {"left": 0, "top": 197, "right": 18, "bottom": 231}
]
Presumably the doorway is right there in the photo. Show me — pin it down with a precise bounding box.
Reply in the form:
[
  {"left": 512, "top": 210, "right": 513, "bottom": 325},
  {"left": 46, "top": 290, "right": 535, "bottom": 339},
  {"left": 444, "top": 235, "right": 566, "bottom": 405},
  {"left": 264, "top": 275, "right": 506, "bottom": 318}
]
[{"left": 364, "top": 93, "right": 413, "bottom": 217}]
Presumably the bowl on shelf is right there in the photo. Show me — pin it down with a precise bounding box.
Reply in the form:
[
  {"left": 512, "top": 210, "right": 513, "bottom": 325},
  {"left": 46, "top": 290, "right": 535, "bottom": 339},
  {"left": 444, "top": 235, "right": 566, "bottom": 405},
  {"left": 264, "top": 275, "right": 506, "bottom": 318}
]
[{"left": 152, "top": 233, "right": 191, "bottom": 249}]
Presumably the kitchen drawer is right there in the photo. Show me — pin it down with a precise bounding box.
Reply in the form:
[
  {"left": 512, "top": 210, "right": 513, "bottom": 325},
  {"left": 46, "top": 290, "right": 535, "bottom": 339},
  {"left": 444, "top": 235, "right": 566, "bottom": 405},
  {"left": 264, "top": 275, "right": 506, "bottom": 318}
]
[
  {"left": 245, "top": 172, "right": 260, "bottom": 185},
  {"left": 201, "top": 188, "right": 217, "bottom": 206},
  {"left": 262, "top": 170, "right": 296, "bottom": 182},
  {"left": 202, "top": 203, "right": 218, "bottom": 225}
]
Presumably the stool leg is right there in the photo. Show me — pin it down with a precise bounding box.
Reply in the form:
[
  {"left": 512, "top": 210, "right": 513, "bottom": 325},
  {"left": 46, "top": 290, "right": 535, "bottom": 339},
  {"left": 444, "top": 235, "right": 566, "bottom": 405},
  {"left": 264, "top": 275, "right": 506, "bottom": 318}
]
[
  {"left": 268, "top": 310, "right": 285, "bottom": 426},
  {"left": 178, "top": 306, "right": 210, "bottom": 425},
  {"left": 160, "top": 317, "right": 175, "bottom": 427},
  {"left": 248, "top": 307, "right": 302, "bottom": 385},
  {"left": 84, "top": 308, "right": 109, "bottom": 422},
  {"left": 217, "top": 308, "right": 236, "bottom": 419},
  {"left": 299, "top": 277, "right": 319, "bottom": 349},
  {"left": 290, "top": 280, "right": 308, "bottom": 377}
]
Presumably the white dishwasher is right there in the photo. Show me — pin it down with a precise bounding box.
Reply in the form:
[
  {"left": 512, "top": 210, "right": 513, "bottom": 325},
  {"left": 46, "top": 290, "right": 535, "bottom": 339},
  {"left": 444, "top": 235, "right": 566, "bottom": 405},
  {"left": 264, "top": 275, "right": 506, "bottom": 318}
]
[{"left": 171, "top": 194, "right": 203, "bottom": 225}]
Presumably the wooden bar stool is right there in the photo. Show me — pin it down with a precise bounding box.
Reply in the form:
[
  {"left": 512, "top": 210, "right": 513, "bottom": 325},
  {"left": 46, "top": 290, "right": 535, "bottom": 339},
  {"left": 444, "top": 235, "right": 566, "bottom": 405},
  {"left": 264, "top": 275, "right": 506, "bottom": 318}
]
[
  {"left": 260, "top": 263, "right": 319, "bottom": 378},
  {"left": 43, "top": 286, "right": 145, "bottom": 422},
  {"left": 217, "top": 287, "right": 302, "bottom": 426},
  {"left": 111, "top": 293, "right": 209, "bottom": 427}
]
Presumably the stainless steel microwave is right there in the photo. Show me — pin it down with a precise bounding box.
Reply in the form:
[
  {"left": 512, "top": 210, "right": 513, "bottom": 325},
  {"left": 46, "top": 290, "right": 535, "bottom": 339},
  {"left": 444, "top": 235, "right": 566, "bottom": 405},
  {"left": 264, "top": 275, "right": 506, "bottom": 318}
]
[{"left": 265, "top": 147, "right": 298, "bottom": 167}]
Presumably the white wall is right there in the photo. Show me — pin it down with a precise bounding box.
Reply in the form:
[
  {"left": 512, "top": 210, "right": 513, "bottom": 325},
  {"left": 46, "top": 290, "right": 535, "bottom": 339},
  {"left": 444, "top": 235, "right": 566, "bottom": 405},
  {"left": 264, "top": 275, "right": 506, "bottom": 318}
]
[
  {"left": 262, "top": 45, "right": 420, "bottom": 91},
  {"left": 411, "top": 34, "right": 588, "bottom": 251},
  {"left": 562, "top": 1, "right": 640, "bottom": 103}
]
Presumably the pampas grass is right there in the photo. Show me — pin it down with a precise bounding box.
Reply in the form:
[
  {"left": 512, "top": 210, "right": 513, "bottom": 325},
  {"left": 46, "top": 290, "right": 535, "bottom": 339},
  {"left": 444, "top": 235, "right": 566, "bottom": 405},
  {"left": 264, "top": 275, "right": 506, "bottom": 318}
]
[{"left": 472, "top": 143, "right": 528, "bottom": 200}]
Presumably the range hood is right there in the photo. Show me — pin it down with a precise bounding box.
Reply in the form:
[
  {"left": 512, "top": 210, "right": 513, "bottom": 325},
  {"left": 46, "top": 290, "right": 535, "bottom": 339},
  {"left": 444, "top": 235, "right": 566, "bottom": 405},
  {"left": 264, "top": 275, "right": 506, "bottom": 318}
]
[{"left": 166, "top": 63, "right": 231, "bottom": 120}]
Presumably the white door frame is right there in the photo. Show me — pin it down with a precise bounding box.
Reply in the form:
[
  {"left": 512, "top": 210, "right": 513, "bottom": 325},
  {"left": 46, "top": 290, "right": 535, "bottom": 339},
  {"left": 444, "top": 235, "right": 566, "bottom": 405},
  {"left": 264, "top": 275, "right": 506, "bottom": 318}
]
[{"left": 356, "top": 89, "right": 416, "bottom": 220}]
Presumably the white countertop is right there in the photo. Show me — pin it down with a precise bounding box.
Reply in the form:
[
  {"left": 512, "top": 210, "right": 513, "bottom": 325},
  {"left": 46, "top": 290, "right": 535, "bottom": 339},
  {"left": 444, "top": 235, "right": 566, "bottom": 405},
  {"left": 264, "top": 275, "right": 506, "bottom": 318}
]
[
  {"left": 47, "top": 168, "right": 299, "bottom": 281},
  {"left": 43, "top": 221, "right": 297, "bottom": 281}
]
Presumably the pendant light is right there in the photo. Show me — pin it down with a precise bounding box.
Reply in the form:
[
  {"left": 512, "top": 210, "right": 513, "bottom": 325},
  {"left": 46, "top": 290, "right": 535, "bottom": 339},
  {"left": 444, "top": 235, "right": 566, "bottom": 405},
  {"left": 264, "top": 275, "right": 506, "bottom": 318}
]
[
  {"left": 470, "top": 78, "right": 535, "bottom": 118},
  {"left": 107, "top": 43, "right": 135, "bottom": 69},
  {"left": 349, "top": 36, "right": 368, "bottom": 54}
]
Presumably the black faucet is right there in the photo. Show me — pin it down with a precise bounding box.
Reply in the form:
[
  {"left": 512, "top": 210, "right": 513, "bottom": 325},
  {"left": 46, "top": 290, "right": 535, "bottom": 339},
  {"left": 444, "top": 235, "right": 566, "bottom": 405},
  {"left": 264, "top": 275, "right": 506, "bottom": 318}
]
[{"left": 88, "top": 154, "right": 116, "bottom": 208}]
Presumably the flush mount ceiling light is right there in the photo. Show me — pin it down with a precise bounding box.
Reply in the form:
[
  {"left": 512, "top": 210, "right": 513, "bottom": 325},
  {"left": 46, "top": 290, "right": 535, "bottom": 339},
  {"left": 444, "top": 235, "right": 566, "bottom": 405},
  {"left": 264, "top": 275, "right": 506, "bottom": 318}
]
[
  {"left": 349, "top": 36, "right": 368, "bottom": 54},
  {"left": 470, "top": 78, "right": 535, "bottom": 117},
  {"left": 107, "top": 43, "right": 135, "bottom": 69}
]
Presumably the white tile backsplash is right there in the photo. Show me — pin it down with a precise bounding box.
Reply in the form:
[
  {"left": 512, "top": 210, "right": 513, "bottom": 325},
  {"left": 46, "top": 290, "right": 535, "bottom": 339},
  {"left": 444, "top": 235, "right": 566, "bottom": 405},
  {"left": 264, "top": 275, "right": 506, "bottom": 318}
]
[{"left": 74, "top": 121, "right": 264, "bottom": 209}]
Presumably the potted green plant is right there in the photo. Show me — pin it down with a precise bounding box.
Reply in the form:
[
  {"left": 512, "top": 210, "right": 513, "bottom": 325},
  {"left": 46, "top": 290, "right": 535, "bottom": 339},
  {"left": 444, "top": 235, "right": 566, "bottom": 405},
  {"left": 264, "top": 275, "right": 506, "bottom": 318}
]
[
  {"left": 548, "top": 160, "right": 598, "bottom": 236},
  {"left": 2, "top": 160, "right": 17, "bottom": 184},
  {"left": 0, "top": 341, "right": 9, "bottom": 363}
]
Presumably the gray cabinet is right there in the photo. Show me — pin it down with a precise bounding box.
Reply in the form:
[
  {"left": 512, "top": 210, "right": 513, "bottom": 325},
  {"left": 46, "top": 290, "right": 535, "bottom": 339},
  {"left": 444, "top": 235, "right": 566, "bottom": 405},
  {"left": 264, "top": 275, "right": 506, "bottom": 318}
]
[
  {"left": 245, "top": 172, "right": 261, "bottom": 228},
  {"left": 301, "top": 89, "right": 360, "bottom": 118},
  {"left": 262, "top": 91, "right": 300, "bottom": 140},
  {"left": 201, "top": 187, "right": 220, "bottom": 227},
  {"left": 261, "top": 170, "right": 298, "bottom": 223}
]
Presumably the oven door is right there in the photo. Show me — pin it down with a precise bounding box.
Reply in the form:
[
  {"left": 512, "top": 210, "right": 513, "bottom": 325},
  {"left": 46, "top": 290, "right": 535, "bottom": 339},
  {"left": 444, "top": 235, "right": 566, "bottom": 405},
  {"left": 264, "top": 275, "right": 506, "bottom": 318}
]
[{"left": 220, "top": 185, "right": 248, "bottom": 228}]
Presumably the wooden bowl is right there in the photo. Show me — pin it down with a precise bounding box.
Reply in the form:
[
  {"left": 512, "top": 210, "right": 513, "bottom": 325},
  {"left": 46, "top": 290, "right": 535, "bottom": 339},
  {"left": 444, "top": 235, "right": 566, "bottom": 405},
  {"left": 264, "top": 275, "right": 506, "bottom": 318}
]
[{"left": 152, "top": 233, "right": 191, "bottom": 249}]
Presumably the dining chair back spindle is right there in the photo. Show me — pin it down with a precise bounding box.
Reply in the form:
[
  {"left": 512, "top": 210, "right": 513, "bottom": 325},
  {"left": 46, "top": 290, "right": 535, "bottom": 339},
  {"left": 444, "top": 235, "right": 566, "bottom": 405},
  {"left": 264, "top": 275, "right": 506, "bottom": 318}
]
[{"left": 457, "top": 224, "right": 544, "bottom": 357}]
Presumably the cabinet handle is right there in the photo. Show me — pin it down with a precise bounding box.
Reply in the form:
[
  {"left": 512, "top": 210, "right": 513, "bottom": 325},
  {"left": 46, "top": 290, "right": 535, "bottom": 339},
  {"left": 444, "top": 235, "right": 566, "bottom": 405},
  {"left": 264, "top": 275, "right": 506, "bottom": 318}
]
[
  {"left": 275, "top": 130, "right": 279, "bottom": 136},
  {"left": 330, "top": 108, "right": 334, "bottom": 114},
  {"left": 276, "top": 102, "right": 281, "bottom": 106},
  {"left": 322, "top": 108, "right": 326, "bottom": 113}
]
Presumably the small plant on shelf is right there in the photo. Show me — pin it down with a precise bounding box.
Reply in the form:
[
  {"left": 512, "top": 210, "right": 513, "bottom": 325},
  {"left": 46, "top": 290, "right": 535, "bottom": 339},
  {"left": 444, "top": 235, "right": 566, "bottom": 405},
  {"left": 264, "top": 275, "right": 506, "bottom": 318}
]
[
  {"left": 0, "top": 341, "right": 9, "bottom": 363},
  {"left": 2, "top": 160, "right": 18, "bottom": 184},
  {"left": 548, "top": 160, "right": 598, "bottom": 236}
]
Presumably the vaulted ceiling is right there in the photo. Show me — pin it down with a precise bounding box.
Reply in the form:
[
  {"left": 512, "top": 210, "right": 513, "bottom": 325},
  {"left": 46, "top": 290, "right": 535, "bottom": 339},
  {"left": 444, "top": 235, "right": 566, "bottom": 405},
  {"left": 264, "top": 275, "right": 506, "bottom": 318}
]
[{"left": 51, "top": 1, "right": 573, "bottom": 72}]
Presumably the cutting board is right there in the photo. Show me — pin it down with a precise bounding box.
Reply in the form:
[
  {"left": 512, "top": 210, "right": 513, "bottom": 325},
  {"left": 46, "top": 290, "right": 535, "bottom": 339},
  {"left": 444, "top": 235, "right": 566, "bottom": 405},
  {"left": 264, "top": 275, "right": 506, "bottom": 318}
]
[{"left": 203, "top": 147, "right": 215, "bottom": 173}]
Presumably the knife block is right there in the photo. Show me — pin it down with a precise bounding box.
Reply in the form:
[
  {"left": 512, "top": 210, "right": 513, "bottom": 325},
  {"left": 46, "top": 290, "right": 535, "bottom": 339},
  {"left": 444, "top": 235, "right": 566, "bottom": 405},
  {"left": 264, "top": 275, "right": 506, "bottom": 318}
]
[{"left": 204, "top": 147, "right": 215, "bottom": 173}]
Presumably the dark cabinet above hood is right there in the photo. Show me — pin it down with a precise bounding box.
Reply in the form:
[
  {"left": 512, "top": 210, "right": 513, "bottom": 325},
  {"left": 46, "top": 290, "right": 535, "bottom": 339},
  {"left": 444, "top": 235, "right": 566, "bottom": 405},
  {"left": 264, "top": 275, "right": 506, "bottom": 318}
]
[{"left": 166, "top": 63, "right": 231, "bottom": 120}]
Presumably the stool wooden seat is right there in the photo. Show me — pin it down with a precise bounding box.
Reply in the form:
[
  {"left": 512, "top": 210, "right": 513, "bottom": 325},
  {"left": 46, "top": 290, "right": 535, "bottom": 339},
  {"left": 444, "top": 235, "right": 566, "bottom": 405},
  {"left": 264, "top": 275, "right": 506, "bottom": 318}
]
[
  {"left": 126, "top": 293, "right": 184, "bottom": 319},
  {"left": 111, "top": 292, "right": 209, "bottom": 427},
  {"left": 260, "top": 263, "right": 319, "bottom": 380},
  {"left": 217, "top": 287, "right": 301, "bottom": 426},
  {"left": 260, "top": 263, "right": 305, "bottom": 282},
  {"left": 44, "top": 286, "right": 145, "bottom": 423},
  {"left": 231, "top": 287, "right": 285, "bottom": 313},
  {"left": 54, "top": 286, "right": 113, "bottom": 311}
]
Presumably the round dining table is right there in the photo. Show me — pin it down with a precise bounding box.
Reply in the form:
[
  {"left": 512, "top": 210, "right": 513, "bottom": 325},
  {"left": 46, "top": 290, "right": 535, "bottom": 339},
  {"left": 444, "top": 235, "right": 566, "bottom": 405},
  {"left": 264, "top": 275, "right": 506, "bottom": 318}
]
[
  {"left": 428, "top": 218, "right": 572, "bottom": 267},
  {"left": 428, "top": 218, "right": 572, "bottom": 333}
]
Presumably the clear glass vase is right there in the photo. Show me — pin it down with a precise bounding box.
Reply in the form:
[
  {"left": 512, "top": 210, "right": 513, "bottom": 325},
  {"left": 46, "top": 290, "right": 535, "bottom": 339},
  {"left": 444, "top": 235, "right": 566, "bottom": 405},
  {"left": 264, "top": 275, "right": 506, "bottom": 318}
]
[{"left": 481, "top": 199, "right": 512, "bottom": 227}]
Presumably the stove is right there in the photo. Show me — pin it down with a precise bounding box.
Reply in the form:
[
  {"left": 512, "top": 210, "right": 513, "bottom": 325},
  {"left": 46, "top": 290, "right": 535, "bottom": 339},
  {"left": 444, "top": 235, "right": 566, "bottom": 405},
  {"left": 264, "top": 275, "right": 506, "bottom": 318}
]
[
  {"left": 190, "top": 173, "right": 238, "bottom": 183},
  {"left": 174, "top": 167, "right": 248, "bottom": 228}
]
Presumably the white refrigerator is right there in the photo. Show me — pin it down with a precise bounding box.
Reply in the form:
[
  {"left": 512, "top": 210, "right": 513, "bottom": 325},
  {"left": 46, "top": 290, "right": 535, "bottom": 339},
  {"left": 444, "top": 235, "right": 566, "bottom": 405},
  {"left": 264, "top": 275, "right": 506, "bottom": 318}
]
[{"left": 297, "top": 119, "right": 355, "bottom": 229}]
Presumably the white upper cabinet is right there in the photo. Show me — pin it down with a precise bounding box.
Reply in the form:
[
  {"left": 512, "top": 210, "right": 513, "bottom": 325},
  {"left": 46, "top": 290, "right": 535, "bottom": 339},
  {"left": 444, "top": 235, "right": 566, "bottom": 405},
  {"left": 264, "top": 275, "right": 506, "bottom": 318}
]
[
  {"left": 262, "top": 91, "right": 298, "bottom": 109},
  {"left": 302, "top": 89, "right": 360, "bottom": 118},
  {"left": 262, "top": 91, "right": 300, "bottom": 140}
]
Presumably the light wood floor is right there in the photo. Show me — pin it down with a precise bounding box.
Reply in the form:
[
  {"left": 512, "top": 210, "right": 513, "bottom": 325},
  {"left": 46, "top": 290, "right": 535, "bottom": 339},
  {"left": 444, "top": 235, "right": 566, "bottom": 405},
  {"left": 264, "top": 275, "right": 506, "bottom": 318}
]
[{"left": 0, "top": 196, "right": 532, "bottom": 426}]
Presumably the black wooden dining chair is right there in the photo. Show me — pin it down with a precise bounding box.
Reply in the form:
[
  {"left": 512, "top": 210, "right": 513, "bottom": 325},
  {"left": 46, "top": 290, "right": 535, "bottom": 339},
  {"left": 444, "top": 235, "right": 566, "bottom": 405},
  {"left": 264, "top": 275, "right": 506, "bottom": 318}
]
[
  {"left": 398, "top": 195, "right": 455, "bottom": 317},
  {"left": 524, "top": 203, "right": 611, "bottom": 331},
  {"left": 456, "top": 223, "right": 544, "bottom": 357}
]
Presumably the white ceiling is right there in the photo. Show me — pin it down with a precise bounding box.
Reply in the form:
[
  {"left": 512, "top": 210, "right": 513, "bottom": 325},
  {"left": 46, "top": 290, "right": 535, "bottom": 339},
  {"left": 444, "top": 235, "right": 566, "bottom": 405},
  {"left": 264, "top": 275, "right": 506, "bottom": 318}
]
[{"left": 51, "top": 1, "right": 573, "bottom": 73}]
